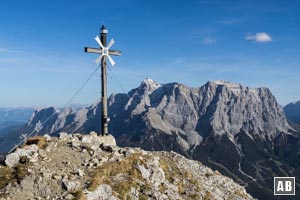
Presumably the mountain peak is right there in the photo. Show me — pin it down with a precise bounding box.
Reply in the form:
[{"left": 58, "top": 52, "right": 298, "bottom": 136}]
[
  {"left": 212, "top": 80, "right": 235, "bottom": 85},
  {"left": 138, "top": 78, "right": 162, "bottom": 93},
  {"left": 210, "top": 80, "right": 242, "bottom": 88},
  {"left": 141, "top": 78, "right": 161, "bottom": 87},
  {"left": 207, "top": 80, "right": 244, "bottom": 96}
]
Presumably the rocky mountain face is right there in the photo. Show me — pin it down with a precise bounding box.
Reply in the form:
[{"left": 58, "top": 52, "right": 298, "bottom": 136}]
[
  {"left": 284, "top": 101, "right": 300, "bottom": 125},
  {"left": 2, "top": 79, "right": 300, "bottom": 199},
  {"left": 0, "top": 133, "right": 254, "bottom": 200}
]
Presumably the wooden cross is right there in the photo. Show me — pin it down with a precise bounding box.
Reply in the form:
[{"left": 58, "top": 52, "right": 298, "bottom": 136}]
[{"left": 84, "top": 25, "right": 121, "bottom": 136}]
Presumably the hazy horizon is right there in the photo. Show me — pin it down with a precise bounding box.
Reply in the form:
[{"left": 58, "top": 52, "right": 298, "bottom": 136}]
[{"left": 0, "top": 78, "right": 297, "bottom": 108}]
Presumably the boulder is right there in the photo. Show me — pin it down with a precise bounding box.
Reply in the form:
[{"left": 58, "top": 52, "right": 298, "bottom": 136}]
[
  {"left": 43, "top": 134, "right": 52, "bottom": 141},
  {"left": 81, "top": 135, "right": 94, "bottom": 144},
  {"left": 5, "top": 153, "right": 20, "bottom": 167},
  {"left": 96, "top": 135, "right": 116, "bottom": 146},
  {"left": 137, "top": 164, "right": 150, "bottom": 181},
  {"left": 15, "top": 144, "right": 38, "bottom": 157},
  {"left": 59, "top": 132, "right": 69, "bottom": 140},
  {"left": 71, "top": 141, "right": 81, "bottom": 148},
  {"left": 85, "top": 184, "right": 118, "bottom": 200},
  {"left": 64, "top": 194, "right": 74, "bottom": 200},
  {"left": 62, "top": 179, "right": 81, "bottom": 193},
  {"left": 5, "top": 144, "right": 39, "bottom": 167}
]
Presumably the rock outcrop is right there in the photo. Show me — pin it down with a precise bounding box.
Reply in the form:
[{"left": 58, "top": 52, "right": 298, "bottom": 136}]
[{"left": 0, "top": 133, "right": 254, "bottom": 200}]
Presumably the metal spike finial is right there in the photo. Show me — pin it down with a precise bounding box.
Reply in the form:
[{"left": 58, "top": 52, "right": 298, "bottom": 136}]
[{"left": 101, "top": 25, "right": 108, "bottom": 34}]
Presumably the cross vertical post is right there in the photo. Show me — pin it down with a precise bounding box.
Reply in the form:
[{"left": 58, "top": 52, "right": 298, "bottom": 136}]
[
  {"left": 84, "top": 25, "right": 121, "bottom": 136},
  {"left": 100, "top": 25, "right": 109, "bottom": 135}
]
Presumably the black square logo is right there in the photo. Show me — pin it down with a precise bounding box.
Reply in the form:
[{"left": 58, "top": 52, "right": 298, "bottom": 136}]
[{"left": 274, "top": 177, "right": 295, "bottom": 195}]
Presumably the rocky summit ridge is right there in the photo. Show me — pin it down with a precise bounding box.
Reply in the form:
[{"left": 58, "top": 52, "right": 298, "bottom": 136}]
[{"left": 0, "top": 132, "right": 254, "bottom": 200}]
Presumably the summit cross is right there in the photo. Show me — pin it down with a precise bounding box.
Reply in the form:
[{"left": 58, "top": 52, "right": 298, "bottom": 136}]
[{"left": 84, "top": 25, "right": 121, "bottom": 135}]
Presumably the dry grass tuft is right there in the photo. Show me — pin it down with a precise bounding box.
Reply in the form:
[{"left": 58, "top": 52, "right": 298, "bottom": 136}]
[
  {"left": 234, "top": 190, "right": 248, "bottom": 198},
  {"left": 205, "top": 172, "right": 214, "bottom": 178},
  {"left": 0, "top": 164, "right": 28, "bottom": 190},
  {"left": 0, "top": 166, "right": 14, "bottom": 189},
  {"left": 203, "top": 191, "right": 213, "bottom": 200},
  {"left": 25, "top": 136, "right": 47, "bottom": 149},
  {"left": 159, "top": 157, "right": 180, "bottom": 182},
  {"left": 88, "top": 153, "right": 146, "bottom": 199},
  {"left": 73, "top": 190, "right": 87, "bottom": 200},
  {"left": 177, "top": 181, "right": 185, "bottom": 194},
  {"left": 159, "top": 156, "right": 201, "bottom": 197}
]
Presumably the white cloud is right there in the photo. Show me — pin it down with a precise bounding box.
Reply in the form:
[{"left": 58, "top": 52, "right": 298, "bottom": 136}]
[
  {"left": 202, "top": 37, "right": 216, "bottom": 45},
  {"left": 246, "top": 32, "right": 272, "bottom": 43}
]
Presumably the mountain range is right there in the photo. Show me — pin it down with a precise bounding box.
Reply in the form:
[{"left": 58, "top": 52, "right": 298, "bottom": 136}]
[
  {"left": 1, "top": 79, "right": 300, "bottom": 200},
  {"left": 0, "top": 107, "right": 35, "bottom": 138},
  {"left": 0, "top": 107, "right": 35, "bottom": 123}
]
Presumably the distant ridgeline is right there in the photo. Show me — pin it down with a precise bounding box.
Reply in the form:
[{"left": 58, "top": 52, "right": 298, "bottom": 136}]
[
  {"left": 284, "top": 101, "right": 300, "bottom": 125},
  {"left": 0, "top": 107, "right": 35, "bottom": 123},
  {"left": 0, "top": 107, "right": 35, "bottom": 137},
  {"left": 1, "top": 79, "right": 300, "bottom": 200}
]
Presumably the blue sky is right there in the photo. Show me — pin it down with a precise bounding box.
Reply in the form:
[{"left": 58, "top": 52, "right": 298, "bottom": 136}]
[{"left": 0, "top": 0, "right": 299, "bottom": 107}]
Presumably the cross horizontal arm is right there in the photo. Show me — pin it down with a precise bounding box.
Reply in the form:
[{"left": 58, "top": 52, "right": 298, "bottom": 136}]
[
  {"left": 84, "top": 47, "right": 122, "bottom": 56},
  {"left": 108, "top": 50, "right": 122, "bottom": 56},
  {"left": 84, "top": 47, "right": 101, "bottom": 54}
]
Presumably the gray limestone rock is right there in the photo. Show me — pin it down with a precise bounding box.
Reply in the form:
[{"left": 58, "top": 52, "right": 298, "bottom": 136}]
[
  {"left": 64, "top": 194, "right": 74, "bottom": 200},
  {"left": 127, "top": 187, "right": 139, "bottom": 200},
  {"left": 85, "top": 184, "right": 118, "bottom": 200},
  {"left": 59, "top": 132, "right": 69, "bottom": 140},
  {"left": 137, "top": 164, "right": 150, "bottom": 181},
  {"left": 15, "top": 144, "right": 38, "bottom": 157},
  {"left": 78, "top": 169, "right": 85, "bottom": 176},
  {"left": 5, "top": 153, "right": 20, "bottom": 167},
  {"left": 4, "top": 145, "right": 39, "bottom": 167},
  {"left": 43, "top": 134, "right": 52, "bottom": 141},
  {"left": 62, "top": 179, "right": 81, "bottom": 193},
  {"left": 71, "top": 140, "right": 81, "bottom": 148},
  {"left": 146, "top": 156, "right": 165, "bottom": 187}
]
